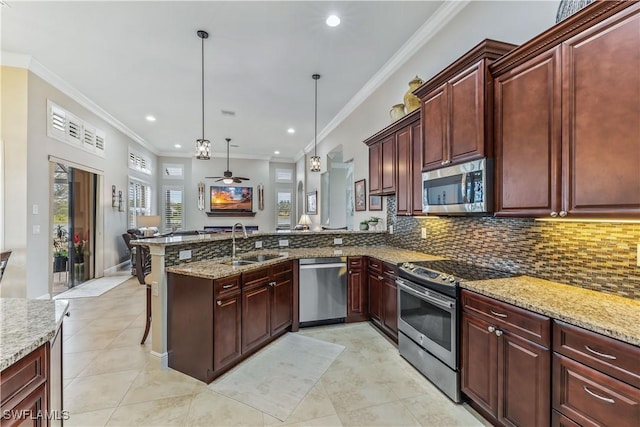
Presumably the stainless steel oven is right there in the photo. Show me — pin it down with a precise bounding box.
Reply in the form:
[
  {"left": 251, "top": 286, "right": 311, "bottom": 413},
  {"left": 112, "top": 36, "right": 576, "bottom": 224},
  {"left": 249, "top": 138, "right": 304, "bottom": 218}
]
[{"left": 397, "top": 260, "right": 517, "bottom": 403}]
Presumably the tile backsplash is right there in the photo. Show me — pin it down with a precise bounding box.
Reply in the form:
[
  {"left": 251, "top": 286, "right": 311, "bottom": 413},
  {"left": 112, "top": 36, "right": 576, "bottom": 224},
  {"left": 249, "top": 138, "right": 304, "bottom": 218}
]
[{"left": 386, "top": 196, "right": 640, "bottom": 300}]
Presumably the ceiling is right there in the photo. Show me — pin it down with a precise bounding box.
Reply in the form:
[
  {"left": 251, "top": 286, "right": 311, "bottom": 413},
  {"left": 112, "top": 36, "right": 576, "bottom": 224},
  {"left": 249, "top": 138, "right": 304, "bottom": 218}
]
[{"left": 2, "top": 1, "right": 445, "bottom": 162}]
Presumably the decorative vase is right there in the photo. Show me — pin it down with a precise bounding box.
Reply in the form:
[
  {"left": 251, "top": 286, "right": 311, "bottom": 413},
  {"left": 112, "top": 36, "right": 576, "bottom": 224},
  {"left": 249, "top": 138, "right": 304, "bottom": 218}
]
[
  {"left": 368, "top": 221, "right": 379, "bottom": 231},
  {"left": 359, "top": 223, "right": 369, "bottom": 231},
  {"left": 390, "top": 104, "right": 406, "bottom": 122},
  {"left": 403, "top": 76, "right": 424, "bottom": 113},
  {"left": 555, "top": 0, "right": 595, "bottom": 23}
]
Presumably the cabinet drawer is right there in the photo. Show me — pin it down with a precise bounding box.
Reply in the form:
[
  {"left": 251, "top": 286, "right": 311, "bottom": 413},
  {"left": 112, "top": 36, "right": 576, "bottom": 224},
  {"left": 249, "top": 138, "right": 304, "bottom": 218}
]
[
  {"left": 382, "top": 262, "right": 398, "bottom": 277},
  {"left": 553, "top": 320, "right": 640, "bottom": 388},
  {"left": 367, "top": 258, "right": 382, "bottom": 274},
  {"left": 242, "top": 266, "right": 270, "bottom": 289},
  {"left": 553, "top": 353, "right": 640, "bottom": 427},
  {"left": 270, "top": 260, "right": 293, "bottom": 278},
  {"left": 348, "top": 257, "right": 363, "bottom": 270},
  {"left": 461, "top": 290, "right": 550, "bottom": 347},
  {"left": 214, "top": 275, "right": 241, "bottom": 297},
  {"left": 0, "top": 345, "right": 47, "bottom": 408},
  {"left": 552, "top": 410, "right": 581, "bottom": 427}
]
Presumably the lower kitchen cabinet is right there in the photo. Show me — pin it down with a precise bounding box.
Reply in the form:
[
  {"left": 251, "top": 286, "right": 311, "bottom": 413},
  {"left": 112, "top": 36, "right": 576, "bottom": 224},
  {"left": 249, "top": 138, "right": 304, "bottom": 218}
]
[
  {"left": 270, "top": 263, "right": 293, "bottom": 335},
  {"left": 347, "top": 257, "right": 368, "bottom": 322},
  {"left": 461, "top": 290, "right": 551, "bottom": 427},
  {"left": 213, "top": 290, "right": 242, "bottom": 372},
  {"left": 367, "top": 258, "right": 383, "bottom": 322},
  {"left": 367, "top": 258, "right": 398, "bottom": 341},
  {"left": 552, "top": 320, "right": 640, "bottom": 427}
]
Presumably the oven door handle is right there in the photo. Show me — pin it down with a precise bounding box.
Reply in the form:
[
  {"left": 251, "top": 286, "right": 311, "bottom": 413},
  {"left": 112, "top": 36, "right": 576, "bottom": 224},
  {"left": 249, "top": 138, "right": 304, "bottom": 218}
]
[{"left": 396, "top": 280, "right": 454, "bottom": 310}]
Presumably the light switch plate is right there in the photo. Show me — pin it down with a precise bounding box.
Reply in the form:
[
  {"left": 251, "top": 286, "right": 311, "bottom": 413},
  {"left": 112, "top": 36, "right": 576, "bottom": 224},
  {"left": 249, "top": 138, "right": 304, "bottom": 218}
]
[
  {"left": 152, "top": 281, "right": 159, "bottom": 296},
  {"left": 334, "top": 238, "right": 343, "bottom": 245},
  {"left": 32, "top": 225, "right": 40, "bottom": 234},
  {"left": 179, "top": 250, "right": 192, "bottom": 260},
  {"left": 389, "top": 225, "right": 394, "bottom": 234},
  {"left": 32, "top": 204, "right": 39, "bottom": 215},
  {"left": 255, "top": 241, "right": 263, "bottom": 249},
  {"left": 279, "top": 239, "right": 289, "bottom": 247},
  {"left": 637, "top": 244, "right": 640, "bottom": 267},
  {"left": 421, "top": 228, "right": 427, "bottom": 239}
]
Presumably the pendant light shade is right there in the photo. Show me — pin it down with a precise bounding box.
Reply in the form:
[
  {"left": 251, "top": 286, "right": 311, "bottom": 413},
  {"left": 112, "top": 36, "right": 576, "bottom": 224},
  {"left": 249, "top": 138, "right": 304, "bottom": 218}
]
[
  {"left": 195, "top": 30, "right": 211, "bottom": 160},
  {"left": 310, "top": 73, "right": 321, "bottom": 172}
]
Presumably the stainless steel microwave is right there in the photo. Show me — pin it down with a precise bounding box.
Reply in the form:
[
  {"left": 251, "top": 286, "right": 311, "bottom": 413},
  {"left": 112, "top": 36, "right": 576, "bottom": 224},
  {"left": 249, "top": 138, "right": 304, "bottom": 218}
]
[{"left": 422, "top": 158, "right": 492, "bottom": 214}]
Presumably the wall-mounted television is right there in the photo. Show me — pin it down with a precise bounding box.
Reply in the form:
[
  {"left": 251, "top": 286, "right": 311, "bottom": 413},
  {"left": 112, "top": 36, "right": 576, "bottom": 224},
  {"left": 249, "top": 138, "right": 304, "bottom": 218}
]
[{"left": 210, "top": 186, "right": 253, "bottom": 212}]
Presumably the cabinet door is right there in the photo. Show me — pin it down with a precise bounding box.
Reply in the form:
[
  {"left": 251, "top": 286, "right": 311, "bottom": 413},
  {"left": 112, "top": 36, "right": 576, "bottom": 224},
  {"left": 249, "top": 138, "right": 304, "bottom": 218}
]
[
  {"left": 449, "top": 61, "right": 485, "bottom": 164},
  {"left": 421, "top": 84, "right": 447, "bottom": 171},
  {"left": 347, "top": 257, "right": 367, "bottom": 322},
  {"left": 3, "top": 385, "right": 47, "bottom": 427},
  {"left": 494, "top": 47, "right": 562, "bottom": 217},
  {"left": 461, "top": 313, "right": 498, "bottom": 418},
  {"left": 49, "top": 326, "right": 63, "bottom": 427},
  {"left": 270, "top": 276, "right": 293, "bottom": 335},
  {"left": 242, "top": 285, "right": 271, "bottom": 354},
  {"left": 369, "top": 143, "right": 381, "bottom": 194},
  {"left": 381, "top": 135, "right": 396, "bottom": 194},
  {"left": 368, "top": 270, "right": 382, "bottom": 322},
  {"left": 498, "top": 331, "right": 551, "bottom": 427},
  {"left": 562, "top": 6, "right": 640, "bottom": 216},
  {"left": 411, "top": 121, "right": 424, "bottom": 215},
  {"left": 213, "top": 292, "right": 242, "bottom": 372},
  {"left": 381, "top": 277, "right": 398, "bottom": 340},
  {"left": 395, "top": 126, "right": 412, "bottom": 215}
]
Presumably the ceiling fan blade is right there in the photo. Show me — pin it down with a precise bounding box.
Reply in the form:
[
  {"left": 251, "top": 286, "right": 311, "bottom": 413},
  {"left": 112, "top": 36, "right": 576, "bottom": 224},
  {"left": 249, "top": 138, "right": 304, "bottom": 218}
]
[
  {"left": 215, "top": 178, "right": 225, "bottom": 182},
  {"left": 205, "top": 176, "right": 223, "bottom": 179},
  {"left": 235, "top": 177, "right": 250, "bottom": 181}
]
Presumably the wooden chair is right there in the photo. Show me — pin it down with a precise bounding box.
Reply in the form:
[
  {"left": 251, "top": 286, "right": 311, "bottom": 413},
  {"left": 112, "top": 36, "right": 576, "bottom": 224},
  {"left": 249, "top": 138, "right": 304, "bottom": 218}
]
[{"left": 0, "top": 250, "right": 11, "bottom": 283}]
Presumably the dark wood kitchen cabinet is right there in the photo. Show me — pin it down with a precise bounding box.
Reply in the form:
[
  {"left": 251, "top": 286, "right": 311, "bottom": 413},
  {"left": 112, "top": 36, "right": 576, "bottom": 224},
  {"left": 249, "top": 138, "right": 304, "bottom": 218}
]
[
  {"left": 461, "top": 290, "right": 551, "bottom": 427},
  {"left": 492, "top": 1, "right": 640, "bottom": 218},
  {"left": 347, "top": 257, "right": 368, "bottom": 322},
  {"left": 394, "top": 111, "right": 423, "bottom": 216},
  {"left": 414, "top": 39, "right": 516, "bottom": 171},
  {"left": 367, "top": 257, "right": 383, "bottom": 322},
  {"left": 213, "top": 275, "right": 242, "bottom": 372},
  {"left": 552, "top": 320, "right": 640, "bottom": 427},
  {"left": 364, "top": 109, "right": 419, "bottom": 198},
  {"left": 367, "top": 258, "right": 398, "bottom": 342},
  {"left": 270, "top": 262, "right": 294, "bottom": 335}
]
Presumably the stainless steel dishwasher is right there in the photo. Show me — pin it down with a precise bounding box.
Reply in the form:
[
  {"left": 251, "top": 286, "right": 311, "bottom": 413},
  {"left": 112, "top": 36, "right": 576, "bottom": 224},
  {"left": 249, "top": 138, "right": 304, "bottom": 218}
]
[{"left": 299, "top": 257, "right": 347, "bottom": 327}]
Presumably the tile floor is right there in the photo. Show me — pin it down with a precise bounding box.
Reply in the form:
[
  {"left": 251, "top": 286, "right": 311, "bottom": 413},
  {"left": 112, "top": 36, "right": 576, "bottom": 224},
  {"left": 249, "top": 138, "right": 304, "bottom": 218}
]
[{"left": 62, "top": 277, "right": 489, "bottom": 426}]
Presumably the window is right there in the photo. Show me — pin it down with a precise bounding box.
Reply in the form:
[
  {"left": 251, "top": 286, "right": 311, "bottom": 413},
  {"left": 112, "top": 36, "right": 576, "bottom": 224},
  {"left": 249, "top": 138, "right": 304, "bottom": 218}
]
[
  {"left": 275, "top": 168, "right": 293, "bottom": 183},
  {"left": 163, "top": 164, "right": 184, "bottom": 179},
  {"left": 163, "top": 186, "right": 184, "bottom": 231},
  {"left": 46, "top": 100, "right": 105, "bottom": 157},
  {"left": 129, "top": 151, "right": 152, "bottom": 175},
  {"left": 128, "top": 179, "right": 151, "bottom": 228},
  {"left": 276, "top": 189, "right": 293, "bottom": 229}
]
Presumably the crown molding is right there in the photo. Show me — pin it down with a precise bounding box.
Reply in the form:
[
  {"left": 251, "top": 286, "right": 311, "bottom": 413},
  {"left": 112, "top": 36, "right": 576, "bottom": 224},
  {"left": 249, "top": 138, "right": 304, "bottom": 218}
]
[
  {"left": 156, "top": 150, "right": 295, "bottom": 163},
  {"left": 1, "top": 51, "right": 159, "bottom": 156},
  {"left": 301, "top": 0, "right": 470, "bottom": 156}
]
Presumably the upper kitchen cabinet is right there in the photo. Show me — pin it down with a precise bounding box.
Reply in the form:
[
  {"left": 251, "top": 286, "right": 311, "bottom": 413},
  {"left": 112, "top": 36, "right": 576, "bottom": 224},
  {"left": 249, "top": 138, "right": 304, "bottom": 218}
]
[
  {"left": 414, "top": 39, "right": 517, "bottom": 171},
  {"left": 492, "top": 1, "right": 640, "bottom": 218},
  {"left": 364, "top": 109, "right": 420, "bottom": 198}
]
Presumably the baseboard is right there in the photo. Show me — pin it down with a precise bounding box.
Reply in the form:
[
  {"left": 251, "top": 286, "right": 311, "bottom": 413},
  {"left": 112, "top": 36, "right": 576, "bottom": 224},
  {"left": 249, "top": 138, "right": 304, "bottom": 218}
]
[
  {"left": 150, "top": 351, "right": 168, "bottom": 368},
  {"left": 103, "top": 260, "right": 130, "bottom": 276},
  {"left": 36, "top": 293, "right": 51, "bottom": 300}
]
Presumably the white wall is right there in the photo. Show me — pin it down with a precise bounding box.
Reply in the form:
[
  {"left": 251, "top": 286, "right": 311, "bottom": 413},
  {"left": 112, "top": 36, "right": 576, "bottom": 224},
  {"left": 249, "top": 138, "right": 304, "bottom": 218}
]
[{"left": 305, "top": 1, "right": 559, "bottom": 228}]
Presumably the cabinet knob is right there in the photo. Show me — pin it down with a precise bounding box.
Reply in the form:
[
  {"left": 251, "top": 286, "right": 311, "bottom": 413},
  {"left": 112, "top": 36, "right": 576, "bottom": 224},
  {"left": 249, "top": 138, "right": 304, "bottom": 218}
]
[
  {"left": 559, "top": 211, "right": 567, "bottom": 217},
  {"left": 487, "top": 326, "right": 496, "bottom": 333},
  {"left": 216, "top": 300, "right": 222, "bottom": 306},
  {"left": 378, "top": 275, "right": 384, "bottom": 280},
  {"left": 269, "top": 281, "right": 276, "bottom": 287},
  {"left": 550, "top": 211, "right": 558, "bottom": 217},
  {"left": 495, "top": 330, "right": 503, "bottom": 337}
]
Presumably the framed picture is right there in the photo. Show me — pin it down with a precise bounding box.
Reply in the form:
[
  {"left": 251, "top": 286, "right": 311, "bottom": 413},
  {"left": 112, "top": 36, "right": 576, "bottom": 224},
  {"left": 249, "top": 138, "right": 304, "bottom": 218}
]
[
  {"left": 355, "top": 179, "right": 366, "bottom": 211},
  {"left": 369, "top": 195, "right": 382, "bottom": 211},
  {"left": 306, "top": 191, "right": 318, "bottom": 215}
]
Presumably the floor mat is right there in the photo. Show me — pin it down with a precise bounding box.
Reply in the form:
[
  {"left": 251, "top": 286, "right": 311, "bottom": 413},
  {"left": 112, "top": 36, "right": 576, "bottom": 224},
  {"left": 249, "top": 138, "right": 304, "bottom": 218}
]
[
  {"left": 208, "top": 332, "right": 345, "bottom": 421},
  {"left": 53, "top": 274, "right": 132, "bottom": 299}
]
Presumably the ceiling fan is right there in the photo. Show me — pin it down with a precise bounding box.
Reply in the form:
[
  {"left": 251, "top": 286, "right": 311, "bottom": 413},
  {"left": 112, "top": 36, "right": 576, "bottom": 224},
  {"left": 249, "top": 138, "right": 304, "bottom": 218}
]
[{"left": 206, "top": 138, "right": 250, "bottom": 184}]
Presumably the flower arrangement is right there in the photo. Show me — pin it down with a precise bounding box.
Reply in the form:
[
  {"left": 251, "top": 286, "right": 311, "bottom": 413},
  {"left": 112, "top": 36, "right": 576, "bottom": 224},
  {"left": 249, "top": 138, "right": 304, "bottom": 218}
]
[{"left": 73, "top": 230, "right": 89, "bottom": 261}]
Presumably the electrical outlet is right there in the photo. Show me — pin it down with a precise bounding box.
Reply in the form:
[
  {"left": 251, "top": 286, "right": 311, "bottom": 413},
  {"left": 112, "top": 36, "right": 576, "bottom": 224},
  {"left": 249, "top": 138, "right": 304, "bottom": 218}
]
[
  {"left": 152, "top": 281, "right": 159, "bottom": 296},
  {"left": 389, "top": 225, "right": 394, "bottom": 234},
  {"left": 255, "top": 241, "right": 263, "bottom": 249},
  {"left": 179, "top": 250, "right": 192, "bottom": 260},
  {"left": 637, "top": 244, "right": 640, "bottom": 267},
  {"left": 279, "top": 239, "right": 289, "bottom": 247},
  {"left": 333, "top": 249, "right": 343, "bottom": 255},
  {"left": 32, "top": 225, "right": 40, "bottom": 234},
  {"left": 421, "top": 228, "right": 427, "bottom": 239},
  {"left": 334, "top": 238, "right": 343, "bottom": 245},
  {"left": 32, "top": 204, "right": 39, "bottom": 215}
]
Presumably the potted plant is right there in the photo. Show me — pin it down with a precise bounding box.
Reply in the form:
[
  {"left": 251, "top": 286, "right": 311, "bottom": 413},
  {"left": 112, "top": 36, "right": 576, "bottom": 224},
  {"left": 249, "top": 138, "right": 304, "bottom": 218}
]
[
  {"left": 52, "top": 224, "right": 68, "bottom": 272},
  {"left": 359, "top": 220, "right": 369, "bottom": 231},
  {"left": 368, "top": 216, "right": 382, "bottom": 230}
]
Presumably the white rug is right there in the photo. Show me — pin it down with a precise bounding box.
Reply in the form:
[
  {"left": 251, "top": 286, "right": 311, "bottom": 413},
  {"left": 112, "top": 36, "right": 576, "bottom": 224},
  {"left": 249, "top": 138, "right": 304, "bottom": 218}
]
[
  {"left": 209, "top": 333, "right": 344, "bottom": 421},
  {"left": 53, "top": 274, "right": 132, "bottom": 299}
]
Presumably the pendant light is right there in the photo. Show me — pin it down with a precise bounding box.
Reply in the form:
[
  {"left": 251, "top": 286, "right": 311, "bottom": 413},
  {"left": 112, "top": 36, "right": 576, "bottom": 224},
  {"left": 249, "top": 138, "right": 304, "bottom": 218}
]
[
  {"left": 195, "top": 30, "right": 211, "bottom": 160},
  {"left": 310, "top": 73, "right": 321, "bottom": 172}
]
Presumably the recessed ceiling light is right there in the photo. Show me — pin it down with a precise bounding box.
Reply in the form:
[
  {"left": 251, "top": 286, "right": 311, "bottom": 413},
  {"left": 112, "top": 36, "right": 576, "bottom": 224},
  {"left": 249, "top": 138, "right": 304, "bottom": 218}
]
[
  {"left": 174, "top": 144, "right": 181, "bottom": 148},
  {"left": 326, "top": 15, "right": 340, "bottom": 27},
  {"left": 145, "top": 115, "right": 156, "bottom": 122},
  {"left": 287, "top": 128, "right": 295, "bottom": 134},
  {"left": 274, "top": 150, "right": 280, "bottom": 155}
]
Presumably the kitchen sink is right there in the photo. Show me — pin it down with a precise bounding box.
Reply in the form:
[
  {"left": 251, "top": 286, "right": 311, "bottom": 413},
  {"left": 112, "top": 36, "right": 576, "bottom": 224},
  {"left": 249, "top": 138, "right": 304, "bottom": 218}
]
[
  {"left": 241, "top": 254, "right": 285, "bottom": 262},
  {"left": 222, "top": 259, "right": 256, "bottom": 266}
]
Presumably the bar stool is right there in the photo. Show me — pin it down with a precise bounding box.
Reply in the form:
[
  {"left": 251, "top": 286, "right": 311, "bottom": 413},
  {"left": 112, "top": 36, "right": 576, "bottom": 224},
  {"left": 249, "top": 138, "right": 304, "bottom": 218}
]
[
  {"left": 135, "top": 244, "right": 152, "bottom": 345},
  {"left": 0, "top": 250, "right": 12, "bottom": 283}
]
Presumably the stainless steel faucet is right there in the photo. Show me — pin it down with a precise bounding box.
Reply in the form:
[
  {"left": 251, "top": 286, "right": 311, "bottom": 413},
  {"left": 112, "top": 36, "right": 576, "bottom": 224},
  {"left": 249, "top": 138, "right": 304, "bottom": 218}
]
[{"left": 231, "top": 222, "right": 248, "bottom": 259}]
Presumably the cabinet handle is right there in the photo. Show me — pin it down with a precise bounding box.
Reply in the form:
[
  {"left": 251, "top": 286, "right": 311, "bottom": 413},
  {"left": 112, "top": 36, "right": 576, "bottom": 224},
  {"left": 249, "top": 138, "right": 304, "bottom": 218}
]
[
  {"left": 584, "top": 345, "right": 617, "bottom": 360},
  {"left": 495, "top": 330, "right": 503, "bottom": 337},
  {"left": 487, "top": 326, "right": 496, "bottom": 333},
  {"left": 349, "top": 270, "right": 352, "bottom": 274},
  {"left": 378, "top": 275, "right": 384, "bottom": 280},
  {"left": 269, "top": 281, "right": 276, "bottom": 287},
  {"left": 550, "top": 211, "right": 558, "bottom": 218},
  {"left": 216, "top": 300, "right": 222, "bottom": 306},
  {"left": 583, "top": 386, "right": 615, "bottom": 404},
  {"left": 559, "top": 211, "right": 567, "bottom": 217},
  {"left": 222, "top": 284, "right": 234, "bottom": 289},
  {"left": 489, "top": 309, "right": 508, "bottom": 318}
]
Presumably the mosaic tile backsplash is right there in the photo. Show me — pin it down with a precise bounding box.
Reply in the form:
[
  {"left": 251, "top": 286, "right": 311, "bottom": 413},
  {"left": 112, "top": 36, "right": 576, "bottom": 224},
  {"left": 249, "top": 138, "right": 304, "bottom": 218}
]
[{"left": 386, "top": 196, "right": 640, "bottom": 300}]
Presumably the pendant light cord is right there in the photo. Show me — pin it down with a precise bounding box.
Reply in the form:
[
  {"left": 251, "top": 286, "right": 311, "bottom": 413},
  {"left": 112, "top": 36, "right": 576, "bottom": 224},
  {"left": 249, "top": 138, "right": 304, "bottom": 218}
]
[
  {"left": 201, "top": 34, "right": 205, "bottom": 141},
  {"left": 314, "top": 77, "right": 318, "bottom": 157}
]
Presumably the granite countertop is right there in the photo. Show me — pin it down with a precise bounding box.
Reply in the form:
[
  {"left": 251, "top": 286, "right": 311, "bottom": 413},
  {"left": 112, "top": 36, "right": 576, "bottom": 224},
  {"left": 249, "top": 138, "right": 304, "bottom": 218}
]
[
  {"left": 166, "top": 246, "right": 443, "bottom": 279},
  {"left": 131, "top": 230, "right": 386, "bottom": 247},
  {"left": 0, "top": 298, "right": 69, "bottom": 371},
  {"left": 461, "top": 276, "right": 640, "bottom": 347}
]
